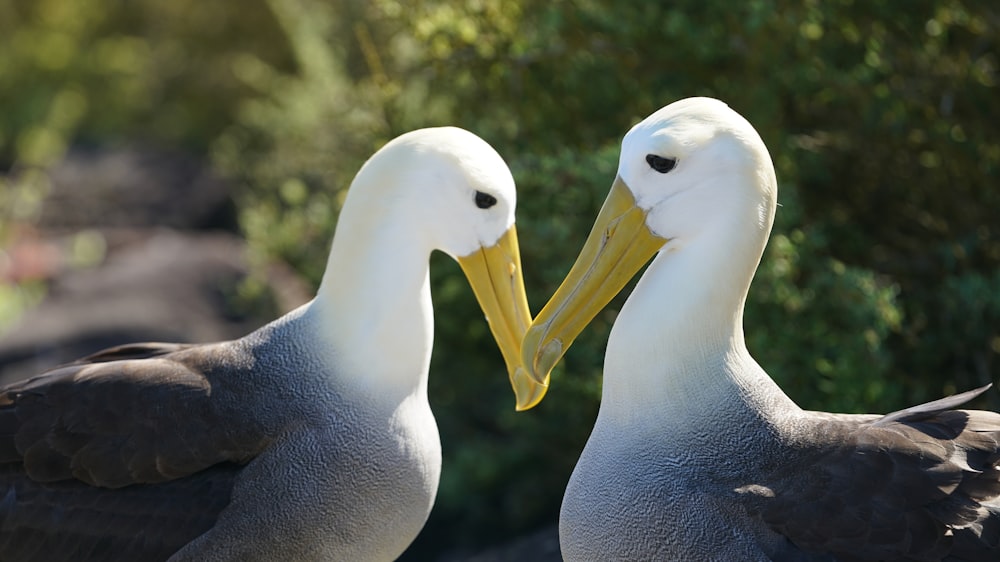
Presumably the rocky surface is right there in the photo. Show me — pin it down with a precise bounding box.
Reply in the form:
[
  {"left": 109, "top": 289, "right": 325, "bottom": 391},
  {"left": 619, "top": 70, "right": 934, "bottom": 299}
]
[
  {"left": 0, "top": 228, "right": 310, "bottom": 386},
  {"left": 39, "top": 146, "right": 238, "bottom": 231},
  {"left": 0, "top": 146, "right": 309, "bottom": 385}
]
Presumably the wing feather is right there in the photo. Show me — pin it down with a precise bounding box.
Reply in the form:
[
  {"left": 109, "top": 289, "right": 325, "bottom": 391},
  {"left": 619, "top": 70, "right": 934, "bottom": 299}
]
[
  {"left": 0, "top": 462, "right": 238, "bottom": 562},
  {"left": 0, "top": 341, "right": 271, "bottom": 488},
  {"left": 743, "top": 387, "right": 1000, "bottom": 560}
]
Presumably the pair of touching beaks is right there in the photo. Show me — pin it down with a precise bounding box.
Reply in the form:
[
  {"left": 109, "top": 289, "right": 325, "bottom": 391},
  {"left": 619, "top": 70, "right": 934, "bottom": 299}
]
[{"left": 473, "top": 175, "right": 665, "bottom": 411}]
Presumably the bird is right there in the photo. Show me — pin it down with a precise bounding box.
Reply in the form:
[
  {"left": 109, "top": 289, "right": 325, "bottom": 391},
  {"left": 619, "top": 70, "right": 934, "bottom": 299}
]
[
  {"left": 520, "top": 97, "right": 1000, "bottom": 561},
  {"left": 0, "top": 126, "right": 548, "bottom": 561}
]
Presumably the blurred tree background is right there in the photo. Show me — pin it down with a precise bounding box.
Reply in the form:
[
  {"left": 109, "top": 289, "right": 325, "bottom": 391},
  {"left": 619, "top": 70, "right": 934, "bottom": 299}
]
[{"left": 1, "top": 0, "right": 998, "bottom": 557}]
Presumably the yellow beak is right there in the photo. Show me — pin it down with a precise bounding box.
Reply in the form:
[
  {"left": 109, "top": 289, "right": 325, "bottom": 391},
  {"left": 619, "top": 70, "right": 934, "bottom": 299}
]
[
  {"left": 522, "top": 176, "right": 666, "bottom": 387},
  {"left": 457, "top": 226, "right": 548, "bottom": 411}
]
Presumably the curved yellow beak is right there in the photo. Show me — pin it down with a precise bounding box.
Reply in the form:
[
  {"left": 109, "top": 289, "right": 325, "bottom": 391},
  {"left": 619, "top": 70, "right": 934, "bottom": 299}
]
[
  {"left": 522, "top": 176, "right": 666, "bottom": 386},
  {"left": 458, "top": 226, "right": 547, "bottom": 411}
]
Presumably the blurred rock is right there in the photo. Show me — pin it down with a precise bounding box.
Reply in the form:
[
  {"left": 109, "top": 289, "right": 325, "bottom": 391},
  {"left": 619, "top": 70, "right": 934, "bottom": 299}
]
[
  {"left": 0, "top": 228, "right": 311, "bottom": 386},
  {"left": 0, "top": 146, "right": 311, "bottom": 385},
  {"left": 39, "top": 146, "right": 238, "bottom": 231}
]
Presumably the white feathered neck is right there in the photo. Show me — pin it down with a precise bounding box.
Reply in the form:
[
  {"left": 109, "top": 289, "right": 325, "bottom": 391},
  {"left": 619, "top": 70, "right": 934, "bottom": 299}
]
[
  {"left": 309, "top": 128, "right": 515, "bottom": 404},
  {"left": 601, "top": 119, "right": 800, "bottom": 433}
]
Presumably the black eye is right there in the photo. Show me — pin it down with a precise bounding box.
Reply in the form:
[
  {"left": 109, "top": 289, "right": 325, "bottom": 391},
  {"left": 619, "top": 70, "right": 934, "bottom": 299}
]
[
  {"left": 646, "top": 154, "right": 677, "bottom": 174},
  {"left": 475, "top": 191, "right": 498, "bottom": 209}
]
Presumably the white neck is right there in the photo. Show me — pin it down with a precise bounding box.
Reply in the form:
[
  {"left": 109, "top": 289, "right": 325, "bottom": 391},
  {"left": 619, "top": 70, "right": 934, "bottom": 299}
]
[
  {"left": 600, "top": 200, "right": 799, "bottom": 435},
  {"left": 313, "top": 189, "right": 435, "bottom": 404}
]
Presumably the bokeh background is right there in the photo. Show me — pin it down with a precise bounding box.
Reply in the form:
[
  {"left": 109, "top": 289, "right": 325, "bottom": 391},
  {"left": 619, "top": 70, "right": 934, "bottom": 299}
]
[{"left": 1, "top": 0, "right": 998, "bottom": 558}]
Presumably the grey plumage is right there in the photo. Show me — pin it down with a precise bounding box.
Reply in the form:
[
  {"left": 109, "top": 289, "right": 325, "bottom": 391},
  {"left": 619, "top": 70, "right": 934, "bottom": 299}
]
[
  {"left": 0, "top": 305, "right": 440, "bottom": 561},
  {"left": 0, "top": 462, "right": 239, "bottom": 560},
  {"left": 754, "top": 390, "right": 1000, "bottom": 560},
  {"left": 561, "top": 385, "right": 1000, "bottom": 561}
]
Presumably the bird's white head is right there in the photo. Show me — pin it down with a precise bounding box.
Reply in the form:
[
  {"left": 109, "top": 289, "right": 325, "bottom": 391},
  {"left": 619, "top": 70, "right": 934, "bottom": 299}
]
[
  {"left": 619, "top": 97, "right": 776, "bottom": 241},
  {"left": 320, "top": 127, "right": 546, "bottom": 409},
  {"left": 522, "top": 98, "right": 778, "bottom": 389},
  {"left": 344, "top": 127, "right": 518, "bottom": 258}
]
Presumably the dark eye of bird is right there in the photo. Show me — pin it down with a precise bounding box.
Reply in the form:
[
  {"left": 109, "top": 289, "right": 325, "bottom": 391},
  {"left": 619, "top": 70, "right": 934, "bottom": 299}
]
[
  {"left": 646, "top": 154, "right": 678, "bottom": 174},
  {"left": 475, "top": 191, "right": 498, "bottom": 209}
]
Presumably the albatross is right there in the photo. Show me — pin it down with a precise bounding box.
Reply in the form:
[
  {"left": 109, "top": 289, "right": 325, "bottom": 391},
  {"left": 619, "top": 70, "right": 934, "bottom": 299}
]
[
  {"left": 0, "top": 126, "right": 547, "bottom": 561},
  {"left": 519, "top": 97, "right": 1000, "bottom": 560}
]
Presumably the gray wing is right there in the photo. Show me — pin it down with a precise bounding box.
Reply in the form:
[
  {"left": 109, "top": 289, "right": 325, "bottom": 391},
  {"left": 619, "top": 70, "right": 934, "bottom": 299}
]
[
  {"left": 0, "top": 341, "right": 278, "bottom": 561},
  {"left": 0, "top": 461, "right": 240, "bottom": 562},
  {"left": 745, "top": 385, "right": 1000, "bottom": 561},
  {"left": 0, "top": 341, "right": 273, "bottom": 488}
]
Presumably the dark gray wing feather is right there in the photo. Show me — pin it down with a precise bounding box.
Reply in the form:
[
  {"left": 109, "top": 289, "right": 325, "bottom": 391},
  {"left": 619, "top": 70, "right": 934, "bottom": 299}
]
[
  {"left": 0, "top": 462, "right": 239, "bottom": 562},
  {"left": 0, "top": 340, "right": 276, "bottom": 560},
  {"left": 877, "top": 384, "right": 993, "bottom": 425},
  {"left": 0, "top": 341, "right": 272, "bottom": 488},
  {"left": 744, "top": 387, "right": 1000, "bottom": 561},
  {"left": 73, "top": 342, "right": 197, "bottom": 364}
]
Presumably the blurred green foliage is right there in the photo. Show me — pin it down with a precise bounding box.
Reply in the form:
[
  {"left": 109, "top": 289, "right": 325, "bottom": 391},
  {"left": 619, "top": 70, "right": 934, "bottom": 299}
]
[{"left": 1, "top": 0, "right": 998, "bottom": 556}]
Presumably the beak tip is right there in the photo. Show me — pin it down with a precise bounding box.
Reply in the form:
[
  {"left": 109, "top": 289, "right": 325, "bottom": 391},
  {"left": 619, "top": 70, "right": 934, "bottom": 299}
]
[{"left": 511, "top": 366, "right": 550, "bottom": 411}]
